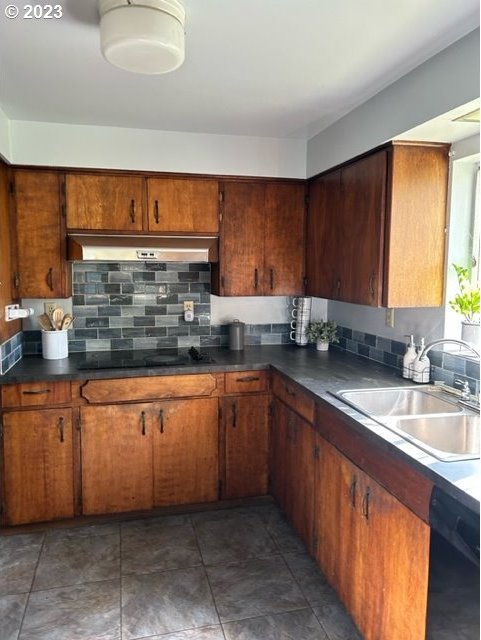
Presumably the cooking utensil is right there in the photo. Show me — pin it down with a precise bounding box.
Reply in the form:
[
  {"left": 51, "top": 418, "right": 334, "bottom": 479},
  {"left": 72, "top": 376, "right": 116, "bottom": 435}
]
[
  {"left": 51, "top": 308, "right": 64, "bottom": 330},
  {"left": 38, "top": 313, "right": 55, "bottom": 331},
  {"left": 60, "top": 314, "right": 74, "bottom": 330}
]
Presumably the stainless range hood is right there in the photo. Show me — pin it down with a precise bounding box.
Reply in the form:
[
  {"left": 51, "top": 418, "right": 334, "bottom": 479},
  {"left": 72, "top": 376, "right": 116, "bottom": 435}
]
[{"left": 67, "top": 234, "right": 219, "bottom": 263}]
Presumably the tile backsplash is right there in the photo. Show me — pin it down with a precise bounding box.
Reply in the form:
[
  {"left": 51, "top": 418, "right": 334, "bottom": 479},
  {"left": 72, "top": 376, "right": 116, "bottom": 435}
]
[
  {"left": 22, "top": 262, "right": 291, "bottom": 354},
  {"left": 334, "top": 325, "right": 480, "bottom": 394},
  {"left": 0, "top": 332, "right": 23, "bottom": 374}
]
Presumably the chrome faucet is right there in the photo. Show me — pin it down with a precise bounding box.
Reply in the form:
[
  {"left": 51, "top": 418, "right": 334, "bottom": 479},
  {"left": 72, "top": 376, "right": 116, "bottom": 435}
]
[{"left": 419, "top": 338, "right": 480, "bottom": 361}]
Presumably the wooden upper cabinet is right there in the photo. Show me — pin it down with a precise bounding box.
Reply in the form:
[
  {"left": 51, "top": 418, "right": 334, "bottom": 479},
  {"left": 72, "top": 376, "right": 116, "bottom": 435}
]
[
  {"left": 216, "top": 180, "right": 305, "bottom": 296},
  {"left": 219, "top": 181, "right": 265, "bottom": 296},
  {"left": 305, "top": 170, "right": 341, "bottom": 299},
  {"left": 0, "top": 161, "right": 20, "bottom": 342},
  {"left": 66, "top": 173, "right": 144, "bottom": 231},
  {"left": 147, "top": 177, "right": 219, "bottom": 233},
  {"left": 264, "top": 182, "right": 305, "bottom": 295},
  {"left": 13, "top": 170, "right": 69, "bottom": 298},
  {"left": 384, "top": 143, "right": 449, "bottom": 308},
  {"left": 338, "top": 150, "right": 386, "bottom": 306},
  {"left": 306, "top": 142, "right": 449, "bottom": 307}
]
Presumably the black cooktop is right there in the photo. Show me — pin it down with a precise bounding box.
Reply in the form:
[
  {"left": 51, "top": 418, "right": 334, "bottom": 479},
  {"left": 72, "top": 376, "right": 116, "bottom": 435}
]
[{"left": 77, "top": 347, "right": 215, "bottom": 370}]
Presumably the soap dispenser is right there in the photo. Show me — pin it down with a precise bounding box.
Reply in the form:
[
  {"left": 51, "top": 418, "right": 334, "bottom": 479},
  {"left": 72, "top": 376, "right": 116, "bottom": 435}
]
[
  {"left": 402, "top": 334, "right": 417, "bottom": 379},
  {"left": 412, "top": 338, "right": 430, "bottom": 384}
]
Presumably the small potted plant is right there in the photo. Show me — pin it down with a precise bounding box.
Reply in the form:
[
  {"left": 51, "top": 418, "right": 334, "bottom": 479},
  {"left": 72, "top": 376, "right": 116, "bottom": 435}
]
[
  {"left": 306, "top": 320, "right": 339, "bottom": 351},
  {"left": 448, "top": 263, "right": 480, "bottom": 345}
]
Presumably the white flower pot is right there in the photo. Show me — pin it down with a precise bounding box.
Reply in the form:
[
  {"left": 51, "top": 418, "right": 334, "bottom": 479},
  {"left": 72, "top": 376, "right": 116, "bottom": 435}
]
[
  {"left": 461, "top": 321, "right": 480, "bottom": 347},
  {"left": 316, "top": 340, "right": 329, "bottom": 351}
]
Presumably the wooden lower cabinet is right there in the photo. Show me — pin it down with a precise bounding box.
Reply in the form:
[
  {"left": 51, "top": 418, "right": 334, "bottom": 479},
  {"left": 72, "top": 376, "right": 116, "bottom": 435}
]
[
  {"left": 271, "top": 399, "right": 316, "bottom": 552},
  {"left": 3, "top": 409, "right": 74, "bottom": 525},
  {"left": 314, "top": 436, "right": 430, "bottom": 640},
  {"left": 222, "top": 394, "right": 269, "bottom": 499},
  {"left": 80, "top": 403, "right": 154, "bottom": 515},
  {"left": 80, "top": 397, "right": 219, "bottom": 515},
  {"left": 153, "top": 397, "right": 218, "bottom": 506}
]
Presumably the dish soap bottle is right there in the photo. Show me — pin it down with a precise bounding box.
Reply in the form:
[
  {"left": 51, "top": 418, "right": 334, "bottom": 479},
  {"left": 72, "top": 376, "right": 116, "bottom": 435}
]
[
  {"left": 412, "top": 338, "right": 430, "bottom": 383},
  {"left": 402, "top": 334, "right": 417, "bottom": 379}
]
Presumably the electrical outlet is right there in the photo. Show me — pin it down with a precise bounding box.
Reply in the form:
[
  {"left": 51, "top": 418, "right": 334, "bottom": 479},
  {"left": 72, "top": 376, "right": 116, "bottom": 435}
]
[
  {"left": 44, "top": 302, "right": 56, "bottom": 316},
  {"left": 385, "top": 308, "right": 395, "bottom": 328}
]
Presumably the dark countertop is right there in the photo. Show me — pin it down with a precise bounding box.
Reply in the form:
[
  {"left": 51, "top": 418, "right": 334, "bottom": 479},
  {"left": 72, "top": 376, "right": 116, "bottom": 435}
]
[{"left": 1, "top": 344, "right": 479, "bottom": 513}]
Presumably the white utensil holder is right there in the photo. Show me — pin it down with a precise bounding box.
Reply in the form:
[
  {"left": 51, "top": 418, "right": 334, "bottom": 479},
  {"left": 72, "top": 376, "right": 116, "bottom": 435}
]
[{"left": 42, "top": 330, "right": 69, "bottom": 360}]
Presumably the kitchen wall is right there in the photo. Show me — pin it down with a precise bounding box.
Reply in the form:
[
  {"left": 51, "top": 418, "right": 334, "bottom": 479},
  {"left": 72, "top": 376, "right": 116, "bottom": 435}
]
[
  {"left": 0, "top": 106, "right": 10, "bottom": 161},
  {"left": 306, "top": 28, "right": 479, "bottom": 176},
  {"left": 9, "top": 121, "right": 306, "bottom": 178}
]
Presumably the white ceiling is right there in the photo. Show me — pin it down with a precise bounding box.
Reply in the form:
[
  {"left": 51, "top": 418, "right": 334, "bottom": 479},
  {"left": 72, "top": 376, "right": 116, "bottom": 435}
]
[{"left": 0, "top": 0, "right": 479, "bottom": 140}]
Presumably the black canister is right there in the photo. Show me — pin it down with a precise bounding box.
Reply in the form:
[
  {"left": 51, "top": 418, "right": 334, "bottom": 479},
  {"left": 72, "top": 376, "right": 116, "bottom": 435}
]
[{"left": 229, "top": 319, "right": 245, "bottom": 350}]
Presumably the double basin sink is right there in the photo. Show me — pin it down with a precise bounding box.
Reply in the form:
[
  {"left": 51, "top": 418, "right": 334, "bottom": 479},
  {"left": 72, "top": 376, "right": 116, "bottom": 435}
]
[{"left": 333, "top": 386, "right": 479, "bottom": 462}]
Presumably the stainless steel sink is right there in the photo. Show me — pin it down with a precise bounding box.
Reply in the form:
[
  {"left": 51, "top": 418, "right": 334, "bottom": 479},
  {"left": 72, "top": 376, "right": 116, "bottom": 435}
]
[
  {"left": 332, "top": 386, "right": 479, "bottom": 461},
  {"left": 383, "top": 414, "right": 480, "bottom": 461},
  {"left": 336, "top": 387, "right": 461, "bottom": 417}
]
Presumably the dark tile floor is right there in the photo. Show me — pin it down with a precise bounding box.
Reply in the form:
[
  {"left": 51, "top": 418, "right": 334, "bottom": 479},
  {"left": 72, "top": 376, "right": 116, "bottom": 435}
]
[{"left": 0, "top": 503, "right": 478, "bottom": 640}]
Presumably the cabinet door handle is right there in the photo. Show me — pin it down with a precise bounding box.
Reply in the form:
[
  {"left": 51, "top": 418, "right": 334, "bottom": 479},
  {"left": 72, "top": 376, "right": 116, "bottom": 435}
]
[
  {"left": 254, "top": 268, "right": 258, "bottom": 290},
  {"left": 13, "top": 272, "right": 20, "bottom": 290},
  {"left": 362, "top": 487, "right": 371, "bottom": 520},
  {"left": 58, "top": 416, "right": 65, "bottom": 443},
  {"left": 154, "top": 200, "right": 160, "bottom": 224},
  {"left": 349, "top": 476, "right": 357, "bottom": 508},
  {"left": 284, "top": 384, "right": 296, "bottom": 397},
  {"left": 46, "top": 268, "right": 54, "bottom": 292},
  {"left": 159, "top": 409, "right": 164, "bottom": 434},
  {"left": 141, "top": 410, "right": 146, "bottom": 436},
  {"left": 232, "top": 401, "right": 237, "bottom": 428},
  {"left": 369, "top": 274, "right": 375, "bottom": 297},
  {"left": 270, "top": 268, "right": 274, "bottom": 291},
  {"left": 130, "top": 199, "right": 136, "bottom": 223},
  {"left": 236, "top": 376, "right": 260, "bottom": 383},
  {"left": 22, "top": 388, "right": 51, "bottom": 395}
]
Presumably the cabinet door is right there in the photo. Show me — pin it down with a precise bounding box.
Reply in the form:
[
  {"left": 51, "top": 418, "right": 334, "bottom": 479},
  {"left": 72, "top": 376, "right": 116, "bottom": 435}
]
[
  {"left": 223, "top": 394, "right": 269, "bottom": 499},
  {"left": 147, "top": 178, "right": 219, "bottom": 233},
  {"left": 66, "top": 174, "right": 144, "bottom": 231},
  {"left": 339, "top": 151, "right": 386, "bottom": 306},
  {"left": 80, "top": 404, "right": 153, "bottom": 514},
  {"left": 271, "top": 399, "right": 316, "bottom": 551},
  {"left": 0, "top": 161, "right": 20, "bottom": 342},
  {"left": 14, "top": 170, "right": 68, "bottom": 297},
  {"left": 219, "top": 182, "right": 265, "bottom": 295},
  {"left": 153, "top": 397, "right": 218, "bottom": 506},
  {"left": 314, "top": 436, "right": 429, "bottom": 640},
  {"left": 305, "top": 170, "right": 341, "bottom": 298},
  {"left": 270, "top": 399, "right": 290, "bottom": 510},
  {"left": 3, "top": 409, "right": 74, "bottom": 525},
  {"left": 287, "top": 410, "right": 316, "bottom": 552},
  {"left": 264, "top": 182, "right": 305, "bottom": 295},
  {"left": 352, "top": 471, "right": 430, "bottom": 640}
]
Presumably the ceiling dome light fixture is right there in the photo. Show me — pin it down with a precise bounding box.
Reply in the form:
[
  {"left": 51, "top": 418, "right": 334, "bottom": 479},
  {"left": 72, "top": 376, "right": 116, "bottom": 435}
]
[{"left": 98, "top": 0, "right": 185, "bottom": 75}]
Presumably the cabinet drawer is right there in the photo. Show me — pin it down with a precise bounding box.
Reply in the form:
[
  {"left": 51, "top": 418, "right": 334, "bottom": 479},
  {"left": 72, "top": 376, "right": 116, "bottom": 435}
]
[
  {"left": 272, "top": 373, "right": 315, "bottom": 424},
  {"left": 1, "top": 381, "right": 71, "bottom": 408},
  {"left": 225, "top": 370, "right": 268, "bottom": 394},
  {"left": 80, "top": 374, "right": 222, "bottom": 404}
]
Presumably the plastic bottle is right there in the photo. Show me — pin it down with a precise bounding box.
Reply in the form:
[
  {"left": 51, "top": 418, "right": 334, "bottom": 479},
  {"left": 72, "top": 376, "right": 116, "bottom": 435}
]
[
  {"left": 412, "top": 338, "right": 430, "bottom": 384},
  {"left": 402, "top": 334, "right": 417, "bottom": 379}
]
